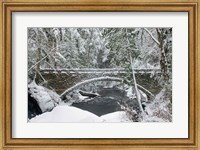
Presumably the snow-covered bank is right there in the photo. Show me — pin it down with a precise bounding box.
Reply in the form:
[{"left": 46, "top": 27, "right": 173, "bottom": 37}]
[
  {"left": 142, "top": 88, "right": 172, "bottom": 122},
  {"left": 29, "top": 105, "right": 132, "bottom": 123},
  {"left": 101, "top": 111, "right": 131, "bottom": 122},
  {"left": 28, "top": 81, "right": 61, "bottom": 113}
]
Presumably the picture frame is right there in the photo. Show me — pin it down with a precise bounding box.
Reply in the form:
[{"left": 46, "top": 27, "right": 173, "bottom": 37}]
[{"left": 0, "top": 0, "right": 199, "bottom": 149}]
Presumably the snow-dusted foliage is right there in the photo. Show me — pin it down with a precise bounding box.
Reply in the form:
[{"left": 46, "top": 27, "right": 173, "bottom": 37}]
[
  {"left": 143, "top": 88, "right": 172, "bottom": 122},
  {"left": 28, "top": 81, "right": 61, "bottom": 112},
  {"left": 28, "top": 28, "right": 171, "bottom": 73}
]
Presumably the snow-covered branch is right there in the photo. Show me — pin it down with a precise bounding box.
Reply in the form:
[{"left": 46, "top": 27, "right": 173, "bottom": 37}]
[
  {"left": 28, "top": 55, "right": 48, "bottom": 72},
  {"left": 28, "top": 43, "right": 67, "bottom": 72},
  {"left": 56, "top": 52, "right": 66, "bottom": 62},
  {"left": 144, "top": 28, "right": 160, "bottom": 45}
]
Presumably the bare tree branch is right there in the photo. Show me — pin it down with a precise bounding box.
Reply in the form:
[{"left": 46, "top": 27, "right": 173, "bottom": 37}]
[
  {"left": 144, "top": 28, "right": 160, "bottom": 45},
  {"left": 28, "top": 44, "right": 67, "bottom": 72}
]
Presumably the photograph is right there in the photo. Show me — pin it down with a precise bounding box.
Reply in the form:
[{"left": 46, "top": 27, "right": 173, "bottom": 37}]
[
  {"left": 1, "top": 0, "right": 199, "bottom": 148},
  {"left": 27, "top": 27, "right": 172, "bottom": 123}
]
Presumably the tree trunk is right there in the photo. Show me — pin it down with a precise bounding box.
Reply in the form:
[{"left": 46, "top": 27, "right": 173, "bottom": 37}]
[
  {"left": 35, "top": 47, "right": 41, "bottom": 84},
  {"left": 129, "top": 54, "right": 144, "bottom": 113},
  {"left": 156, "top": 29, "right": 169, "bottom": 81}
]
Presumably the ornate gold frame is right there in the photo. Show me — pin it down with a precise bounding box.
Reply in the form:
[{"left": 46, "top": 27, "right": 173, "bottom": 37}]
[{"left": 0, "top": 0, "right": 199, "bottom": 149}]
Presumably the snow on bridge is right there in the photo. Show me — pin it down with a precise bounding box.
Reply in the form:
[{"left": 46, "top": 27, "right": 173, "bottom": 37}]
[{"left": 40, "top": 68, "right": 161, "bottom": 75}]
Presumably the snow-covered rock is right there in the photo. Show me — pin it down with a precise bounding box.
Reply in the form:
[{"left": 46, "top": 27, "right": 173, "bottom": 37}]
[{"left": 28, "top": 81, "right": 61, "bottom": 112}]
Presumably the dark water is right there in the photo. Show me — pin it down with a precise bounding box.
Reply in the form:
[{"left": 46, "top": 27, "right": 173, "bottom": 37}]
[{"left": 72, "top": 87, "right": 140, "bottom": 116}]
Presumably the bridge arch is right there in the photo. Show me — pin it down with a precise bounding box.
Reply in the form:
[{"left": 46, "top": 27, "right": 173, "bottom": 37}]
[{"left": 60, "top": 76, "right": 154, "bottom": 100}]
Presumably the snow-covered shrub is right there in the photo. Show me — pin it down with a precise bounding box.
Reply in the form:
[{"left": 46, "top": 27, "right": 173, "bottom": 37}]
[
  {"left": 120, "top": 84, "right": 172, "bottom": 122},
  {"left": 116, "top": 86, "right": 149, "bottom": 122},
  {"left": 118, "top": 102, "right": 139, "bottom": 122},
  {"left": 144, "top": 88, "right": 172, "bottom": 122},
  {"left": 28, "top": 81, "right": 61, "bottom": 112}
]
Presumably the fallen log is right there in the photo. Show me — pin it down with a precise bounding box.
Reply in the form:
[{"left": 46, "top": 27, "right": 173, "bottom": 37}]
[{"left": 79, "top": 90, "right": 99, "bottom": 98}]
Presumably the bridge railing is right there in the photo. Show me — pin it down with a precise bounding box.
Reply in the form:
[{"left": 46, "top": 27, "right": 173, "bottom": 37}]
[{"left": 40, "top": 68, "right": 161, "bottom": 74}]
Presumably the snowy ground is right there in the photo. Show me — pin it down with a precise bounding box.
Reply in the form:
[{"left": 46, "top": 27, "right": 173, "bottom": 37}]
[
  {"left": 29, "top": 105, "right": 132, "bottom": 123},
  {"left": 29, "top": 104, "right": 169, "bottom": 123}
]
